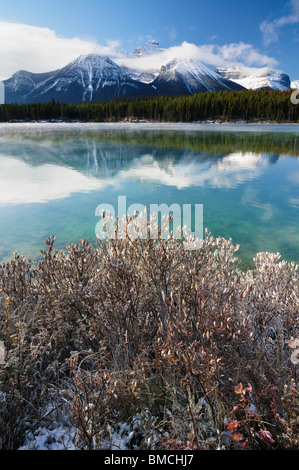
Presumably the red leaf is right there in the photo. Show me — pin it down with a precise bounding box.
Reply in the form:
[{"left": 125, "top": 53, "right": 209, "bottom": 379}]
[
  {"left": 231, "top": 405, "right": 239, "bottom": 413},
  {"left": 226, "top": 419, "right": 239, "bottom": 432}
]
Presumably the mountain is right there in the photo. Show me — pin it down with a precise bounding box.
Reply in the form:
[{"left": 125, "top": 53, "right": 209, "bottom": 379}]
[
  {"left": 4, "top": 54, "right": 158, "bottom": 104},
  {"left": 218, "top": 67, "right": 290, "bottom": 91},
  {"left": 122, "top": 68, "right": 157, "bottom": 84},
  {"left": 4, "top": 54, "right": 244, "bottom": 104},
  {"left": 152, "top": 58, "right": 244, "bottom": 95},
  {"left": 132, "top": 40, "right": 165, "bottom": 57},
  {"left": 291, "top": 80, "right": 299, "bottom": 89},
  {"left": 4, "top": 69, "right": 58, "bottom": 103},
  {"left": 3, "top": 40, "right": 292, "bottom": 104}
]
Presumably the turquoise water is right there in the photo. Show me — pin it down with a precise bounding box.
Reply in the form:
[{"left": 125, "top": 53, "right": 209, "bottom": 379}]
[{"left": 0, "top": 123, "right": 299, "bottom": 269}]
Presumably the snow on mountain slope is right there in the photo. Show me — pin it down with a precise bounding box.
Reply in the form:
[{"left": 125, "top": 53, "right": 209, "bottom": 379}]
[
  {"left": 153, "top": 58, "right": 244, "bottom": 95},
  {"left": 218, "top": 67, "right": 290, "bottom": 91},
  {"left": 4, "top": 54, "right": 244, "bottom": 104},
  {"left": 118, "top": 40, "right": 163, "bottom": 83},
  {"left": 132, "top": 40, "right": 165, "bottom": 57},
  {"left": 36, "top": 54, "right": 141, "bottom": 101},
  {"left": 291, "top": 80, "right": 299, "bottom": 89},
  {"left": 4, "top": 69, "right": 57, "bottom": 103},
  {"left": 3, "top": 40, "right": 292, "bottom": 104},
  {"left": 5, "top": 54, "right": 157, "bottom": 104},
  {"left": 121, "top": 68, "right": 157, "bottom": 84}
]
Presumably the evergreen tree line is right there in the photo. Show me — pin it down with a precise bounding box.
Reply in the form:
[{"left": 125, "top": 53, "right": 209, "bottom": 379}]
[{"left": 0, "top": 89, "right": 298, "bottom": 123}]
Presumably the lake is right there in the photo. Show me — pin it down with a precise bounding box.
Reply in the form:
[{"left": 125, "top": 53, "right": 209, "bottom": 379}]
[{"left": 0, "top": 122, "right": 299, "bottom": 269}]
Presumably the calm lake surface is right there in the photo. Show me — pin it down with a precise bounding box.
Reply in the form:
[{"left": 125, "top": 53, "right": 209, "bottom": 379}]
[{"left": 0, "top": 122, "right": 299, "bottom": 269}]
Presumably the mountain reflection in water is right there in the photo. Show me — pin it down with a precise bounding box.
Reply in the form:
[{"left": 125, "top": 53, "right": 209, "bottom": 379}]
[{"left": 0, "top": 126, "right": 298, "bottom": 268}]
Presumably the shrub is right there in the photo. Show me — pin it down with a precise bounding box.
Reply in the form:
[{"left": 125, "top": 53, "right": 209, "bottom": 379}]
[{"left": 0, "top": 216, "right": 298, "bottom": 450}]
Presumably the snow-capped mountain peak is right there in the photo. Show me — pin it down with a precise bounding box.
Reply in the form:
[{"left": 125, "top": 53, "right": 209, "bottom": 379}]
[
  {"left": 160, "top": 58, "right": 219, "bottom": 80},
  {"left": 4, "top": 53, "right": 157, "bottom": 104},
  {"left": 68, "top": 54, "right": 117, "bottom": 68},
  {"left": 154, "top": 57, "right": 244, "bottom": 94},
  {"left": 132, "top": 40, "right": 164, "bottom": 56},
  {"left": 218, "top": 66, "right": 290, "bottom": 91},
  {"left": 3, "top": 42, "right": 292, "bottom": 104}
]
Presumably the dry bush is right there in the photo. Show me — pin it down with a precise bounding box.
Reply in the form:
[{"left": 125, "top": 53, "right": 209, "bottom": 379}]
[{"left": 0, "top": 214, "right": 298, "bottom": 450}]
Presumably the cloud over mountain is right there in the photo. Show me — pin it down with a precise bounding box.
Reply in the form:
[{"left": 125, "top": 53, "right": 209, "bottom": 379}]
[
  {"left": 0, "top": 21, "right": 119, "bottom": 80},
  {"left": 0, "top": 20, "right": 279, "bottom": 81}
]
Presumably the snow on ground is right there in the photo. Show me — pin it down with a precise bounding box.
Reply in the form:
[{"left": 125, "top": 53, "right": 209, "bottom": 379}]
[
  {"left": 19, "top": 426, "right": 78, "bottom": 451},
  {"left": 18, "top": 412, "right": 164, "bottom": 451}
]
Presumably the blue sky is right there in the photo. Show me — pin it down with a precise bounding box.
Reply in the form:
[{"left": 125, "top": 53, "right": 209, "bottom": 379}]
[{"left": 0, "top": 0, "right": 298, "bottom": 80}]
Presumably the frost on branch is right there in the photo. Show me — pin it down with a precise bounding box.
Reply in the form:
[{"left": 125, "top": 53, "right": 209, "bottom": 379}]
[{"left": 0, "top": 217, "right": 298, "bottom": 450}]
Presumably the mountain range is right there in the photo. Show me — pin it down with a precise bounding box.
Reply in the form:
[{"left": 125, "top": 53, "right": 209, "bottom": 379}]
[{"left": 3, "top": 40, "right": 293, "bottom": 104}]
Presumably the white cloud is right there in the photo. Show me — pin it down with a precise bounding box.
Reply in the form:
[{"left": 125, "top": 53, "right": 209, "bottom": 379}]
[
  {"left": 0, "top": 20, "right": 279, "bottom": 81},
  {"left": 0, "top": 156, "right": 107, "bottom": 204},
  {"left": 260, "top": 0, "right": 299, "bottom": 46},
  {"left": 0, "top": 150, "right": 267, "bottom": 205},
  {"left": 116, "top": 41, "right": 277, "bottom": 74},
  {"left": 118, "top": 152, "right": 267, "bottom": 190},
  {"left": 0, "top": 21, "right": 120, "bottom": 80},
  {"left": 216, "top": 43, "right": 278, "bottom": 67}
]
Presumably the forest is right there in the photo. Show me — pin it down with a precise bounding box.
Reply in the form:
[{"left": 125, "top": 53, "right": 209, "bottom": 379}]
[{"left": 0, "top": 89, "right": 298, "bottom": 123}]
